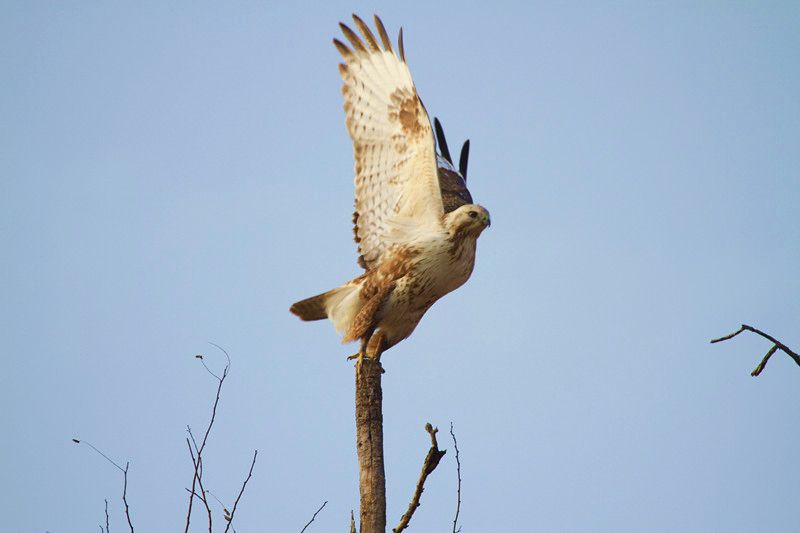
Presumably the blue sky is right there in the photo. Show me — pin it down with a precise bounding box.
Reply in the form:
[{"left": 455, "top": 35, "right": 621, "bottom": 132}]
[{"left": 2, "top": 2, "right": 798, "bottom": 532}]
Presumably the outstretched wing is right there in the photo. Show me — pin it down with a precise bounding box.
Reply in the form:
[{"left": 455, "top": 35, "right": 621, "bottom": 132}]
[
  {"left": 434, "top": 117, "right": 473, "bottom": 213},
  {"left": 335, "top": 15, "right": 442, "bottom": 271}
]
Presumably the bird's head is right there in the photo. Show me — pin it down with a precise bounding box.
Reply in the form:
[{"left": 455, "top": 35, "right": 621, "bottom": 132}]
[{"left": 445, "top": 204, "right": 491, "bottom": 236}]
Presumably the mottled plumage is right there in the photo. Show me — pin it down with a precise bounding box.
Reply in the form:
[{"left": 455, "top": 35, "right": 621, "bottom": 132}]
[{"left": 290, "top": 15, "right": 490, "bottom": 360}]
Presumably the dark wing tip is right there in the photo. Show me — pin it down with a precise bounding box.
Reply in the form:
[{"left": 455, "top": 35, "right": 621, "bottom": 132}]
[
  {"left": 398, "top": 27, "right": 406, "bottom": 62},
  {"left": 352, "top": 14, "right": 380, "bottom": 51},
  {"left": 434, "top": 118, "right": 453, "bottom": 165},
  {"left": 339, "top": 22, "right": 367, "bottom": 53},
  {"left": 373, "top": 15, "right": 393, "bottom": 52},
  {"left": 333, "top": 38, "right": 352, "bottom": 59},
  {"left": 459, "top": 140, "right": 470, "bottom": 180}
]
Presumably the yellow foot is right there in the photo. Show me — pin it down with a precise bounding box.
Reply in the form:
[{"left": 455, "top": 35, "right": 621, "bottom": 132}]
[
  {"left": 346, "top": 352, "right": 384, "bottom": 373},
  {"left": 346, "top": 352, "right": 361, "bottom": 361}
]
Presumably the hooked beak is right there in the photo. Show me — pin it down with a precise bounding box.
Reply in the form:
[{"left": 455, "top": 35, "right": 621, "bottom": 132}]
[{"left": 482, "top": 214, "right": 491, "bottom": 227}]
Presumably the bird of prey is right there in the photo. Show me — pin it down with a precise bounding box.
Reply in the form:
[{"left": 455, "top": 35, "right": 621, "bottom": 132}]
[{"left": 290, "top": 15, "right": 491, "bottom": 362}]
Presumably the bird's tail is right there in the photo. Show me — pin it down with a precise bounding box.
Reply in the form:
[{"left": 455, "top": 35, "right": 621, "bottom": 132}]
[
  {"left": 289, "top": 291, "right": 331, "bottom": 321},
  {"left": 290, "top": 281, "right": 363, "bottom": 335}
]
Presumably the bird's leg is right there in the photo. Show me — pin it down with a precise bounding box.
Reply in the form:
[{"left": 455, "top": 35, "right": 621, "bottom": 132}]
[
  {"left": 347, "top": 330, "right": 386, "bottom": 375},
  {"left": 347, "top": 327, "right": 376, "bottom": 363},
  {"left": 366, "top": 331, "right": 388, "bottom": 364},
  {"left": 348, "top": 331, "right": 387, "bottom": 375}
]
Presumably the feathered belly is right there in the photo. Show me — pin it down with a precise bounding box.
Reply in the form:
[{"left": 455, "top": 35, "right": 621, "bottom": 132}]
[{"left": 377, "top": 237, "right": 477, "bottom": 342}]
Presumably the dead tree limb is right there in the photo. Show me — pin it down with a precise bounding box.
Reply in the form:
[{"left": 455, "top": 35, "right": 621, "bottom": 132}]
[
  {"left": 72, "top": 439, "right": 134, "bottom": 533},
  {"left": 223, "top": 449, "right": 258, "bottom": 533},
  {"left": 104, "top": 498, "right": 110, "bottom": 533},
  {"left": 185, "top": 436, "right": 213, "bottom": 532},
  {"left": 184, "top": 345, "right": 258, "bottom": 533},
  {"left": 355, "top": 357, "right": 386, "bottom": 533},
  {"left": 122, "top": 462, "right": 134, "bottom": 533},
  {"left": 184, "top": 347, "right": 229, "bottom": 533},
  {"left": 299, "top": 500, "right": 328, "bottom": 533},
  {"left": 711, "top": 324, "right": 800, "bottom": 376},
  {"left": 449, "top": 423, "right": 462, "bottom": 533},
  {"left": 393, "top": 423, "right": 447, "bottom": 533},
  {"left": 76, "top": 344, "right": 260, "bottom": 532}
]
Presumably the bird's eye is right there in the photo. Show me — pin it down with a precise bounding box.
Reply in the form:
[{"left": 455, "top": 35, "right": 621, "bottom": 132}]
[{"left": 468, "top": 211, "right": 478, "bottom": 218}]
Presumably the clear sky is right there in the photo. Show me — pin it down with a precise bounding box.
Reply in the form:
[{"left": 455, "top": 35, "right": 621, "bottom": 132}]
[{"left": 2, "top": 2, "right": 799, "bottom": 532}]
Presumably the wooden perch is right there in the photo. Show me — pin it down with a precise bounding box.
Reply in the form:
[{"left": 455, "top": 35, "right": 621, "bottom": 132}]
[
  {"left": 355, "top": 357, "right": 387, "bottom": 533},
  {"left": 393, "top": 423, "right": 447, "bottom": 533},
  {"left": 711, "top": 324, "right": 800, "bottom": 376}
]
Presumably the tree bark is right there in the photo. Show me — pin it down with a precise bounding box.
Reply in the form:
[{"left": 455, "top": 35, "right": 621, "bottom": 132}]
[{"left": 355, "top": 358, "right": 386, "bottom": 533}]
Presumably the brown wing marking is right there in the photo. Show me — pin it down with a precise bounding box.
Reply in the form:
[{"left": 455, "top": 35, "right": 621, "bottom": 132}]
[{"left": 343, "top": 281, "right": 395, "bottom": 343}]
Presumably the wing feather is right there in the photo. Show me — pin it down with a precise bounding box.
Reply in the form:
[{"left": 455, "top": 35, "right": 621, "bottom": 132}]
[
  {"left": 352, "top": 14, "right": 380, "bottom": 52},
  {"left": 336, "top": 16, "right": 442, "bottom": 270},
  {"left": 373, "top": 15, "right": 394, "bottom": 53}
]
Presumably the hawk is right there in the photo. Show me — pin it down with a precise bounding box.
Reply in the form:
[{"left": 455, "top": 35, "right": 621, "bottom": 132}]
[{"left": 290, "top": 15, "right": 491, "bottom": 361}]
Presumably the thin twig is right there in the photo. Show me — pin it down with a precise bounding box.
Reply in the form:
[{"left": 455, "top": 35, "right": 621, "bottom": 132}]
[
  {"left": 185, "top": 345, "right": 231, "bottom": 533},
  {"left": 200, "top": 367, "right": 228, "bottom": 453},
  {"left": 186, "top": 437, "right": 213, "bottom": 532},
  {"left": 208, "top": 341, "right": 232, "bottom": 368},
  {"left": 449, "top": 423, "right": 462, "bottom": 533},
  {"left": 711, "top": 324, "right": 800, "bottom": 376},
  {"left": 350, "top": 510, "right": 356, "bottom": 533},
  {"left": 752, "top": 345, "right": 780, "bottom": 377},
  {"left": 205, "top": 490, "right": 232, "bottom": 523},
  {"left": 184, "top": 439, "right": 198, "bottom": 533},
  {"left": 205, "top": 490, "right": 226, "bottom": 508},
  {"left": 122, "top": 462, "right": 134, "bottom": 533},
  {"left": 300, "top": 500, "right": 328, "bottom": 533},
  {"left": 72, "top": 439, "right": 125, "bottom": 473},
  {"left": 195, "top": 354, "right": 221, "bottom": 381},
  {"left": 393, "top": 423, "right": 447, "bottom": 533},
  {"left": 223, "top": 449, "right": 258, "bottom": 533},
  {"left": 72, "top": 440, "right": 133, "bottom": 532},
  {"left": 105, "top": 498, "right": 110, "bottom": 533}
]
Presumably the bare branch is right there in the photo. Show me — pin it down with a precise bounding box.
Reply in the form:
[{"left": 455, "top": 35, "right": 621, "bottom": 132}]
[
  {"left": 393, "top": 423, "right": 447, "bottom": 533},
  {"left": 711, "top": 324, "right": 800, "bottom": 376},
  {"left": 223, "top": 449, "right": 258, "bottom": 533},
  {"left": 710, "top": 325, "right": 747, "bottom": 344},
  {"left": 72, "top": 440, "right": 133, "bottom": 532},
  {"left": 104, "top": 499, "right": 110, "bottom": 533},
  {"left": 300, "top": 500, "right": 328, "bottom": 533},
  {"left": 208, "top": 341, "right": 232, "bottom": 368},
  {"left": 195, "top": 354, "right": 221, "bottom": 381},
  {"left": 122, "top": 462, "right": 134, "bottom": 533},
  {"left": 205, "top": 490, "right": 232, "bottom": 523},
  {"left": 185, "top": 436, "right": 213, "bottom": 532},
  {"left": 184, "top": 439, "right": 198, "bottom": 533},
  {"left": 349, "top": 510, "right": 356, "bottom": 533},
  {"left": 184, "top": 344, "right": 234, "bottom": 533},
  {"left": 449, "top": 423, "right": 462, "bottom": 533},
  {"left": 752, "top": 345, "right": 780, "bottom": 377},
  {"left": 200, "top": 368, "right": 228, "bottom": 453},
  {"left": 72, "top": 439, "right": 125, "bottom": 473},
  {"left": 196, "top": 460, "right": 212, "bottom": 531}
]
